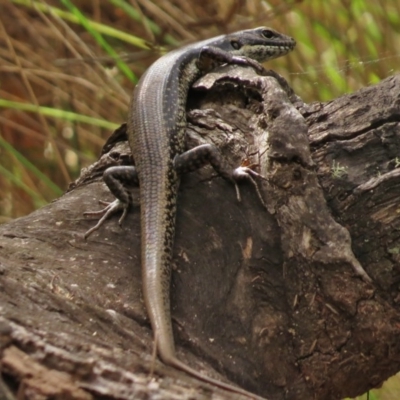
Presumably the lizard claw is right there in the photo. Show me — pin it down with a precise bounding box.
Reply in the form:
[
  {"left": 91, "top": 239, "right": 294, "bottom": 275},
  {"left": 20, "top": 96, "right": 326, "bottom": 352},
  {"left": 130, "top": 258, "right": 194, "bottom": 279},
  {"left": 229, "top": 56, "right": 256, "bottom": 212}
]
[
  {"left": 232, "top": 166, "right": 268, "bottom": 208},
  {"left": 83, "top": 199, "right": 128, "bottom": 239}
]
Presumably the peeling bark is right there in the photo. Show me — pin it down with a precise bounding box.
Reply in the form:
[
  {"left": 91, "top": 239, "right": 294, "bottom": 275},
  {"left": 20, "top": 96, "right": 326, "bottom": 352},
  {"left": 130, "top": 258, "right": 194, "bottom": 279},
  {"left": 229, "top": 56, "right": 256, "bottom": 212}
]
[{"left": 1, "top": 67, "right": 400, "bottom": 400}]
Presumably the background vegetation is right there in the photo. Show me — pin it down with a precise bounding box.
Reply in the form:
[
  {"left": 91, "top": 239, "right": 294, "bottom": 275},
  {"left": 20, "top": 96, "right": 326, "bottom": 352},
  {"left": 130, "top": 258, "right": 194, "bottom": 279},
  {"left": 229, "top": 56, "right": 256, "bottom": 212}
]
[{"left": 0, "top": 1, "right": 399, "bottom": 398}]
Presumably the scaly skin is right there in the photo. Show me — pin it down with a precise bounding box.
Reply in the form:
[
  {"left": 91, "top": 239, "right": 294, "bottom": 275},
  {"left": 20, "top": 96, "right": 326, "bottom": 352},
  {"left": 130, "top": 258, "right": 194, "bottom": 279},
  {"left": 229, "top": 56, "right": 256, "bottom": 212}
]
[{"left": 86, "top": 27, "right": 296, "bottom": 399}]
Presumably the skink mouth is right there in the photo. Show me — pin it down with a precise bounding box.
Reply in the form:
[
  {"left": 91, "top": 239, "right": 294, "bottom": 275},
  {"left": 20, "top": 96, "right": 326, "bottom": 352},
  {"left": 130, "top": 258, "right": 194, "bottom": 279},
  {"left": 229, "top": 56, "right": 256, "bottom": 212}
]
[
  {"left": 237, "top": 40, "right": 296, "bottom": 62},
  {"left": 268, "top": 37, "right": 296, "bottom": 48}
]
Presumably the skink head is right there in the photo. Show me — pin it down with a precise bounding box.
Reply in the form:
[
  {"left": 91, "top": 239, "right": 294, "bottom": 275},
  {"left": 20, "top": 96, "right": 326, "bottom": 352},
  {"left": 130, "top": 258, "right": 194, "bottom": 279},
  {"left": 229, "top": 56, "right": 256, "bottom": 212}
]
[{"left": 226, "top": 26, "right": 296, "bottom": 62}]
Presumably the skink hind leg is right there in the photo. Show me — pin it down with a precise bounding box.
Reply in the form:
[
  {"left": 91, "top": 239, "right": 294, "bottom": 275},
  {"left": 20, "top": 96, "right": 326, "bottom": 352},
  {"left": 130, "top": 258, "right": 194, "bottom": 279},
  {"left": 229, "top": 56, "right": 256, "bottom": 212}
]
[
  {"left": 174, "top": 143, "right": 267, "bottom": 207},
  {"left": 83, "top": 165, "right": 139, "bottom": 239}
]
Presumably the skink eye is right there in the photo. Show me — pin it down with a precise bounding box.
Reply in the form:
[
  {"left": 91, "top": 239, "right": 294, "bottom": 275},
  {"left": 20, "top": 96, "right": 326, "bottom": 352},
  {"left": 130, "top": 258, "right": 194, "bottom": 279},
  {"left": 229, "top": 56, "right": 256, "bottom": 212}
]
[
  {"left": 261, "top": 29, "right": 274, "bottom": 39},
  {"left": 230, "top": 40, "right": 241, "bottom": 50}
]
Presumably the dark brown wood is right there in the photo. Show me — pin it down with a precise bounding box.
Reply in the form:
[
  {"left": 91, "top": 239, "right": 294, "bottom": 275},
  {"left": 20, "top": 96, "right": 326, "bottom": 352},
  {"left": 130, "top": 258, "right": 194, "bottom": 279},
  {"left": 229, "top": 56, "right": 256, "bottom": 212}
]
[{"left": 1, "top": 67, "right": 400, "bottom": 400}]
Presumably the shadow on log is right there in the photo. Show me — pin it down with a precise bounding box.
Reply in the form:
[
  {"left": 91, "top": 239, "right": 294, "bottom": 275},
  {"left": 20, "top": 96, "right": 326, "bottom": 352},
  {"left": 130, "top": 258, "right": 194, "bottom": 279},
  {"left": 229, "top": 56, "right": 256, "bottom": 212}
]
[{"left": 1, "top": 65, "right": 400, "bottom": 400}]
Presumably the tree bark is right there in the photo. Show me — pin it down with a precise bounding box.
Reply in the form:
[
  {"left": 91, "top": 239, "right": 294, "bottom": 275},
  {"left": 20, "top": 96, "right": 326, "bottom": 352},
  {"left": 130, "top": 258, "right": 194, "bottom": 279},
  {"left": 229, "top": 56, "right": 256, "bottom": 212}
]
[{"left": 1, "top": 65, "right": 400, "bottom": 400}]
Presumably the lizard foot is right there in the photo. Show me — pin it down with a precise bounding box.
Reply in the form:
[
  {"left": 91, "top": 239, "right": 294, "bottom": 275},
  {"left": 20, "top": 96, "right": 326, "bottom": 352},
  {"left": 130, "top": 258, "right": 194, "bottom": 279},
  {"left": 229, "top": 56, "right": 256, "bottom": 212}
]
[
  {"left": 83, "top": 199, "right": 129, "bottom": 239},
  {"left": 232, "top": 166, "right": 268, "bottom": 208}
]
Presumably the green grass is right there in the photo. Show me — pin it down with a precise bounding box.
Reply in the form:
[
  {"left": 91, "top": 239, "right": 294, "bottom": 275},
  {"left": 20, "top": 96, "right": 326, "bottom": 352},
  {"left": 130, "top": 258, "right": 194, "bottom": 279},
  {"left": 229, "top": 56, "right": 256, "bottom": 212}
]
[{"left": 0, "top": 99, "right": 120, "bottom": 130}]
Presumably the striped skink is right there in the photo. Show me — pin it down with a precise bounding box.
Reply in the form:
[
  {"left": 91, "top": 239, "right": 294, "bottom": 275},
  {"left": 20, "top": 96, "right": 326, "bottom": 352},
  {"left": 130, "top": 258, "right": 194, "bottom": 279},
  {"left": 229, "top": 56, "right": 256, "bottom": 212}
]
[{"left": 85, "top": 27, "right": 295, "bottom": 399}]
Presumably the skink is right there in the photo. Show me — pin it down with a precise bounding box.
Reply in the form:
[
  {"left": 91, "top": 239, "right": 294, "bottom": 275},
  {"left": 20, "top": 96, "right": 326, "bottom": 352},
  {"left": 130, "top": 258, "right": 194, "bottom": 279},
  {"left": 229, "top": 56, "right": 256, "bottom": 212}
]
[{"left": 85, "top": 27, "right": 295, "bottom": 399}]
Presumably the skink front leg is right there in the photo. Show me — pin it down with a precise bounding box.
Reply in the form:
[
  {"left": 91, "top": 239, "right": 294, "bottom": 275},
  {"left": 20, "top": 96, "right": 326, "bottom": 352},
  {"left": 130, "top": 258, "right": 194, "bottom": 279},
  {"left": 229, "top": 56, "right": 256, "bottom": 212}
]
[
  {"left": 83, "top": 165, "right": 139, "bottom": 238},
  {"left": 174, "top": 143, "right": 267, "bottom": 207},
  {"left": 197, "top": 46, "right": 266, "bottom": 75},
  {"left": 198, "top": 46, "right": 293, "bottom": 91}
]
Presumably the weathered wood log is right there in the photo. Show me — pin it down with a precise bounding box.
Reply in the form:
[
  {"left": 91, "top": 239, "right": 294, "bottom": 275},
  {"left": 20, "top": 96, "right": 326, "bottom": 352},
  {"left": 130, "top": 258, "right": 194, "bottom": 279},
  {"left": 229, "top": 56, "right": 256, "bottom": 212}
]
[{"left": 1, "top": 66, "right": 400, "bottom": 400}]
